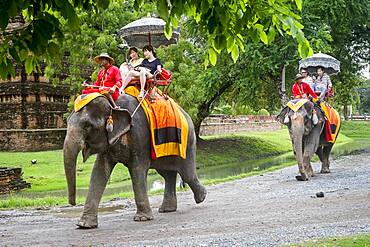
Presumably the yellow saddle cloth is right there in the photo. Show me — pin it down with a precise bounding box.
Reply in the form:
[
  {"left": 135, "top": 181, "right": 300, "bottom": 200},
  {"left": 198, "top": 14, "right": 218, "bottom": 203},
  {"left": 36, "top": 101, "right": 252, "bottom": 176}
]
[
  {"left": 74, "top": 93, "right": 103, "bottom": 112},
  {"left": 287, "top": 99, "right": 309, "bottom": 112},
  {"left": 124, "top": 86, "right": 188, "bottom": 160}
]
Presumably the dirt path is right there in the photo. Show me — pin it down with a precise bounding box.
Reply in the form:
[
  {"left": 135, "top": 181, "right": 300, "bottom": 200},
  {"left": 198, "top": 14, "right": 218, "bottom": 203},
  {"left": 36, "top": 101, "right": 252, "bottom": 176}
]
[{"left": 1, "top": 152, "right": 370, "bottom": 247}]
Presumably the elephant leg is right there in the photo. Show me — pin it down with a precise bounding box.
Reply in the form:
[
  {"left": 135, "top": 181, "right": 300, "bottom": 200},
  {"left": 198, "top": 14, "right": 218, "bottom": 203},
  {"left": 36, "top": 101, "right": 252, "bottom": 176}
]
[
  {"left": 156, "top": 169, "right": 177, "bottom": 213},
  {"left": 179, "top": 168, "right": 206, "bottom": 204},
  {"left": 315, "top": 146, "right": 324, "bottom": 163},
  {"left": 302, "top": 157, "right": 314, "bottom": 178},
  {"left": 303, "top": 148, "right": 315, "bottom": 178},
  {"left": 128, "top": 165, "right": 153, "bottom": 221},
  {"left": 306, "top": 162, "right": 314, "bottom": 177},
  {"left": 321, "top": 145, "right": 333, "bottom": 173},
  {"left": 77, "top": 154, "right": 115, "bottom": 229}
]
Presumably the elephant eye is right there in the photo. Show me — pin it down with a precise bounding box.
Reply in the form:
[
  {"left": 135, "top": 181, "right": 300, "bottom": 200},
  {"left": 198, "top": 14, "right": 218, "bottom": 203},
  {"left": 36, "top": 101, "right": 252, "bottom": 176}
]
[{"left": 83, "top": 122, "right": 93, "bottom": 130}]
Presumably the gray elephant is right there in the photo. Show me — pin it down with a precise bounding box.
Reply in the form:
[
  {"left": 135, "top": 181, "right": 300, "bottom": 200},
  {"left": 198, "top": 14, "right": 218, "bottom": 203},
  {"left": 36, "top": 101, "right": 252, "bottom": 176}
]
[
  {"left": 277, "top": 99, "right": 340, "bottom": 181},
  {"left": 63, "top": 93, "right": 207, "bottom": 228}
]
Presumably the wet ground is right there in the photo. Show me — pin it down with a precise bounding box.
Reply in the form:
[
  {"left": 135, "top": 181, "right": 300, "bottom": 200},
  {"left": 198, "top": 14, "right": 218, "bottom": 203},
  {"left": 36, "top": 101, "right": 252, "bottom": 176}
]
[{"left": 1, "top": 151, "right": 370, "bottom": 246}]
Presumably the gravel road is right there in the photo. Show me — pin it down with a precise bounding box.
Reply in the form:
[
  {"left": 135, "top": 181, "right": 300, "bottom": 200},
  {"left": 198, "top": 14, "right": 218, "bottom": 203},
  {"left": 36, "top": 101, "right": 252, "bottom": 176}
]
[{"left": 1, "top": 151, "right": 369, "bottom": 247}]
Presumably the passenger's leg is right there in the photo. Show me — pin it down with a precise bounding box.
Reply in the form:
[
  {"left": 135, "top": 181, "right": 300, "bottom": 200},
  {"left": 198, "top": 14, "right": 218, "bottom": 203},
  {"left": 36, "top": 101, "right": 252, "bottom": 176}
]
[
  {"left": 102, "top": 92, "right": 119, "bottom": 109},
  {"left": 138, "top": 70, "right": 146, "bottom": 99},
  {"left": 122, "top": 70, "right": 140, "bottom": 92},
  {"left": 316, "top": 85, "right": 327, "bottom": 100}
]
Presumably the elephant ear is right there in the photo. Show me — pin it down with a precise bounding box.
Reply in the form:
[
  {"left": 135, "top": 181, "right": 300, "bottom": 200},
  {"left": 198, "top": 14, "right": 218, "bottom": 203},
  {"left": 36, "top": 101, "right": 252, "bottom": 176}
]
[
  {"left": 107, "top": 109, "right": 132, "bottom": 146},
  {"left": 276, "top": 106, "right": 290, "bottom": 125}
]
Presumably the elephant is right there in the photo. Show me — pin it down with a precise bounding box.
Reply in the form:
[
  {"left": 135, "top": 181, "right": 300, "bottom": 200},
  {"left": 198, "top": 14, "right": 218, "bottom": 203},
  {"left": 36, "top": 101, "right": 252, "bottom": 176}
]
[
  {"left": 63, "top": 93, "right": 207, "bottom": 228},
  {"left": 277, "top": 99, "right": 339, "bottom": 181}
]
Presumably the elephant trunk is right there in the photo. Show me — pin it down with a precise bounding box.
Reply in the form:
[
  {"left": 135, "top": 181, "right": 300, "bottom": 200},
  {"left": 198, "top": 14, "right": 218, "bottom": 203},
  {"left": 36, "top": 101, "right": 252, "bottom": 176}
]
[
  {"left": 291, "top": 116, "right": 305, "bottom": 175},
  {"left": 63, "top": 126, "right": 84, "bottom": 206}
]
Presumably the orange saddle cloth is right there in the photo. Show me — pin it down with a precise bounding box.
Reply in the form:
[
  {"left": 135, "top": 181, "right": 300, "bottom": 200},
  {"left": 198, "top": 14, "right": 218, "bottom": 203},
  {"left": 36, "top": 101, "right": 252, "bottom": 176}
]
[
  {"left": 124, "top": 86, "right": 188, "bottom": 160},
  {"left": 320, "top": 102, "right": 341, "bottom": 143}
]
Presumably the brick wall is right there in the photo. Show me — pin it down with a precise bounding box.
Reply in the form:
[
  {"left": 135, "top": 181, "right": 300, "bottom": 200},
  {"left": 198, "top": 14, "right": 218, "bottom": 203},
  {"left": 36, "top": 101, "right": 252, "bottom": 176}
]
[
  {"left": 199, "top": 115, "right": 281, "bottom": 136},
  {"left": 0, "top": 129, "right": 66, "bottom": 151},
  {"left": 0, "top": 65, "right": 71, "bottom": 151}
]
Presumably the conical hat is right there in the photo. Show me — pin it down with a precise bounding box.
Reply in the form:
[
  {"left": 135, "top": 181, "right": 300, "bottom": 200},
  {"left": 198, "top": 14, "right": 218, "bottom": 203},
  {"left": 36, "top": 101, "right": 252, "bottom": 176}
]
[{"left": 94, "top": 53, "right": 114, "bottom": 64}]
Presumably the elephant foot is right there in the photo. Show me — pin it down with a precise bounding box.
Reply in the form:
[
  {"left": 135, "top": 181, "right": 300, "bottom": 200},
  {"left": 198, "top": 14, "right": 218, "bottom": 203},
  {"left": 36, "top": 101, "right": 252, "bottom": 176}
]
[
  {"left": 194, "top": 186, "right": 207, "bottom": 204},
  {"left": 296, "top": 172, "right": 309, "bottom": 181},
  {"left": 159, "top": 204, "right": 177, "bottom": 213},
  {"left": 133, "top": 212, "right": 153, "bottom": 221},
  {"left": 76, "top": 215, "right": 98, "bottom": 229},
  {"left": 321, "top": 167, "right": 330, "bottom": 173},
  {"left": 159, "top": 196, "right": 177, "bottom": 213}
]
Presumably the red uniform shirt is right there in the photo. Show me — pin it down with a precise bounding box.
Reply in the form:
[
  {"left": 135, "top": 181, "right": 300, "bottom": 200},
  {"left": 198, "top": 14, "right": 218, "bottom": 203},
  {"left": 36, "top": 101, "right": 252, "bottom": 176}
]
[
  {"left": 93, "top": 64, "right": 122, "bottom": 101},
  {"left": 292, "top": 82, "right": 318, "bottom": 99}
]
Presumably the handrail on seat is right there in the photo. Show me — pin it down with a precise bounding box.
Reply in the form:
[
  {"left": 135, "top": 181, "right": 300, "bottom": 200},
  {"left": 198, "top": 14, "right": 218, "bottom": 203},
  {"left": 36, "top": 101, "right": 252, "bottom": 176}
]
[{"left": 127, "top": 70, "right": 172, "bottom": 94}]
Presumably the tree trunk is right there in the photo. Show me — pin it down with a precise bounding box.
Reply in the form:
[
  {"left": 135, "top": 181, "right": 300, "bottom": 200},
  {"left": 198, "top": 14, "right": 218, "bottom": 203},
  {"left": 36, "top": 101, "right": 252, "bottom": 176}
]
[
  {"left": 278, "top": 65, "right": 289, "bottom": 106},
  {"left": 194, "top": 81, "right": 234, "bottom": 140},
  {"left": 343, "top": 105, "right": 349, "bottom": 120}
]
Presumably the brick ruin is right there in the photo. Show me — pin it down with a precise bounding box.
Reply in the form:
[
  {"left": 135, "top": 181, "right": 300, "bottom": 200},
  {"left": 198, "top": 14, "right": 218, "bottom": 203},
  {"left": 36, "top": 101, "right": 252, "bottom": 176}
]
[
  {"left": 0, "top": 66, "right": 71, "bottom": 151},
  {"left": 0, "top": 167, "right": 31, "bottom": 194},
  {"left": 0, "top": 16, "right": 71, "bottom": 151},
  {"left": 199, "top": 115, "right": 281, "bottom": 136}
]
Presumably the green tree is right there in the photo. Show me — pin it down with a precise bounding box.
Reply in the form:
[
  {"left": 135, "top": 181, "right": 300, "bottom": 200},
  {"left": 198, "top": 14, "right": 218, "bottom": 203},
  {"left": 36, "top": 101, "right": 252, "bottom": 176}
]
[
  {"left": 0, "top": 0, "right": 111, "bottom": 78},
  {"left": 304, "top": 0, "right": 370, "bottom": 118},
  {"left": 0, "top": 0, "right": 312, "bottom": 79}
]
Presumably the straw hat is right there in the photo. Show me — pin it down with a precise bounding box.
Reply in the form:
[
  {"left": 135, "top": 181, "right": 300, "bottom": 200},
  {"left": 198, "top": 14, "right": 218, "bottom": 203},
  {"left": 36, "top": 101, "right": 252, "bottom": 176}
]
[
  {"left": 94, "top": 53, "right": 114, "bottom": 64},
  {"left": 294, "top": 73, "right": 305, "bottom": 81}
]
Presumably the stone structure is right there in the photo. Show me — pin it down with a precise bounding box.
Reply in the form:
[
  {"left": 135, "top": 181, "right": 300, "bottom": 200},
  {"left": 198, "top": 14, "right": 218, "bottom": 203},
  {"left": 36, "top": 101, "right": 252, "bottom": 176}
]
[
  {"left": 0, "top": 68, "right": 70, "bottom": 151},
  {"left": 199, "top": 115, "right": 281, "bottom": 136},
  {"left": 0, "top": 15, "right": 71, "bottom": 151},
  {"left": 0, "top": 167, "right": 31, "bottom": 194}
]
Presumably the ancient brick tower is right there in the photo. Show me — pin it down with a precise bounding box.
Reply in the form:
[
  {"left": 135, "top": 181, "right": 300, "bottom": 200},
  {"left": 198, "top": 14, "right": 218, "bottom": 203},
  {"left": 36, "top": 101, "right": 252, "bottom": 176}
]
[{"left": 0, "top": 16, "right": 70, "bottom": 151}]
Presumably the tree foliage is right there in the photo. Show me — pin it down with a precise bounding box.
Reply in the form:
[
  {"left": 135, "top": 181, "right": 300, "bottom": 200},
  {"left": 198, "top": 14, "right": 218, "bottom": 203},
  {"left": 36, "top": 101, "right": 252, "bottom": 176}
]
[
  {"left": 0, "top": 0, "right": 312, "bottom": 79},
  {"left": 135, "top": 0, "right": 312, "bottom": 65},
  {"left": 0, "top": 0, "right": 111, "bottom": 78}
]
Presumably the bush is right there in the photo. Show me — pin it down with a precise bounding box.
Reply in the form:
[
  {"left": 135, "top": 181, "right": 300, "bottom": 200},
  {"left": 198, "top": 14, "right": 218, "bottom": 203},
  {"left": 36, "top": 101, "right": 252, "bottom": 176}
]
[{"left": 257, "top": 109, "right": 270, "bottom": 115}]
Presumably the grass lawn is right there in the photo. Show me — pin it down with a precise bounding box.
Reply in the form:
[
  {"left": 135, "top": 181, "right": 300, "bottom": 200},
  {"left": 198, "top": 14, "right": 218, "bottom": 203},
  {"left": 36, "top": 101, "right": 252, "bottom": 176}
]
[
  {"left": 291, "top": 234, "right": 370, "bottom": 246},
  {"left": 0, "top": 121, "right": 369, "bottom": 209}
]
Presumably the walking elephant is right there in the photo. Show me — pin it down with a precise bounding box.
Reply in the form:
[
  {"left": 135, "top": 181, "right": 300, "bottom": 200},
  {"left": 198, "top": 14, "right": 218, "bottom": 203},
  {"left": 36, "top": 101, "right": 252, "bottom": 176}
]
[
  {"left": 63, "top": 93, "right": 207, "bottom": 228},
  {"left": 277, "top": 99, "right": 340, "bottom": 181}
]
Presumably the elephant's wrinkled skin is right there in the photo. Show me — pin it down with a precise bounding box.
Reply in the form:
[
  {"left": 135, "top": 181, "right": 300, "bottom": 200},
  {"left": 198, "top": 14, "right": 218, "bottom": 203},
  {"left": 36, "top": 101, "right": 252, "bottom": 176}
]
[
  {"left": 277, "top": 101, "right": 338, "bottom": 181},
  {"left": 63, "top": 94, "right": 206, "bottom": 228}
]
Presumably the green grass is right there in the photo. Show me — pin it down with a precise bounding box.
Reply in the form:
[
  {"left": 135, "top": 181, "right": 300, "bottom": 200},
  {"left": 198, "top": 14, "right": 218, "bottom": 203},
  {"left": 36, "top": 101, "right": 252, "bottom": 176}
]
[
  {"left": 0, "top": 121, "right": 369, "bottom": 209},
  {"left": 0, "top": 151, "right": 131, "bottom": 193},
  {"left": 290, "top": 234, "right": 370, "bottom": 246},
  {"left": 197, "top": 129, "right": 292, "bottom": 168}
]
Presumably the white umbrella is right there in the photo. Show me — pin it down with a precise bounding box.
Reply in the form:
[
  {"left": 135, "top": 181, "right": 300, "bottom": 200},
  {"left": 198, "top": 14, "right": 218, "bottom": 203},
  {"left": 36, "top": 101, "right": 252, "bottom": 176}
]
[
  {"left": 117, "top": 17, "right": 180, "bottom": 48},
  {"left": 299, "top": 53, "right": 340, "bottom": 75}
]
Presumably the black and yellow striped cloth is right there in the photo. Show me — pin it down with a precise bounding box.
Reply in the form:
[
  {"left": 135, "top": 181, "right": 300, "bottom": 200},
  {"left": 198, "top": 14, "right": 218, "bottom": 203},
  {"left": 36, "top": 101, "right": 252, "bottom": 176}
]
[{"left": 125, "top": 86, "right": 188, "bottom": 160}]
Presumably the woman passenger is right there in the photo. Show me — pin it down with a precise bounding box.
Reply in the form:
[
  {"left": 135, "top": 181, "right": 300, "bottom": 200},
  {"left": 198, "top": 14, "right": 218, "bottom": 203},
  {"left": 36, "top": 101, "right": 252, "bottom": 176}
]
[{"left": 122, "top": 45, "right": 162, "bottom": 99}]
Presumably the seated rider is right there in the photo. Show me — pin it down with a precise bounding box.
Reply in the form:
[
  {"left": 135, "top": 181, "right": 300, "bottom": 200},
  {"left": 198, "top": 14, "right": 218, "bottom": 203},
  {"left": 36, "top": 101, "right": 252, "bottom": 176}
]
[
  {"left": 82, "top": 53, "right": 122, "bottom": 109},
  {"left": 300, "top": 68, "right": 314, "bottom": 90},
  {"left": 120, "top": 47, "right": 144, "bottom": 84},
  {"left": 313, "top": 67, "right": 332, "bottom": 100},
  {"left": 122, "top": 45, "right": 162, "bottom": 100},
  {"left": 292, "top": 73, "right": 318, "bottom": 100}
]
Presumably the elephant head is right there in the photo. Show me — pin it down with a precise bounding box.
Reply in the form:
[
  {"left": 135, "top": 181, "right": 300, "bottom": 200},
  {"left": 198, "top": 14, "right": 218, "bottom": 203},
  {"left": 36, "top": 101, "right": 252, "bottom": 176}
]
[
  {"left": 277, "top": 99, "right": 325, "bottom": 180},
  {"left": 63, "top": 97, "right": 131, "bottom": 205}
]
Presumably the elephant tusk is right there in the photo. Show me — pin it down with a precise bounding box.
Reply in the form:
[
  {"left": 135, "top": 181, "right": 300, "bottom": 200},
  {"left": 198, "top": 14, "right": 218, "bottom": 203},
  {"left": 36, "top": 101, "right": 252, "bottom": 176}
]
[
  {"left": 284, "top": 115, "right": 290, "bottom": 124},
  {"left": 312, "top": 112, "right": 318, "bottom": 125}
]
